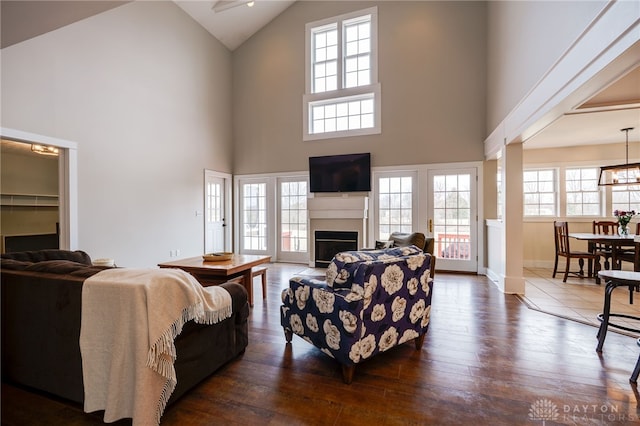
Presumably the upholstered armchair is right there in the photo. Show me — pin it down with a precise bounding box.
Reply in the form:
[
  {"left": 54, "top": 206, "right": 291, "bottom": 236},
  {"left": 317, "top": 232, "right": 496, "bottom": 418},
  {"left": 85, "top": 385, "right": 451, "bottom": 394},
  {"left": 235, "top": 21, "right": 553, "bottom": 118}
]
[{"left": 280, "top": 246, "right": 435, "bottom": 383}]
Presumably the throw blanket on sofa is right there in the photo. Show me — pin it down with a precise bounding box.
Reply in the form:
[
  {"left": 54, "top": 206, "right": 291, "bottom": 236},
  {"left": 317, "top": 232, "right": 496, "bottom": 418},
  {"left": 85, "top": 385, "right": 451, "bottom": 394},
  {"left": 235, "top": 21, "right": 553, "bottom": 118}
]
[{"left": 80, "top": 268, "right": 232, "bottom": 425}]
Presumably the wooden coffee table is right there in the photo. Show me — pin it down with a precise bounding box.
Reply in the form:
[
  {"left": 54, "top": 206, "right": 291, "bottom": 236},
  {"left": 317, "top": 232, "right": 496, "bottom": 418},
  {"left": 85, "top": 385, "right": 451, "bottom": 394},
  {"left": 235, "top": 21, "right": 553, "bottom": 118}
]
[{"left": 158, "top": 254, "right": 271, "bottom": 307}]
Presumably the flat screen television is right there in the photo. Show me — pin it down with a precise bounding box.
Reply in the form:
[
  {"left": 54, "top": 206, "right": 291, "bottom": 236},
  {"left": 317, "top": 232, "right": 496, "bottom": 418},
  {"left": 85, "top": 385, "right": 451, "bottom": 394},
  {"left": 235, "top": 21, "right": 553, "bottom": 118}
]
[{"left": 309, "top": 152, "right": 371, "bottom": 193}]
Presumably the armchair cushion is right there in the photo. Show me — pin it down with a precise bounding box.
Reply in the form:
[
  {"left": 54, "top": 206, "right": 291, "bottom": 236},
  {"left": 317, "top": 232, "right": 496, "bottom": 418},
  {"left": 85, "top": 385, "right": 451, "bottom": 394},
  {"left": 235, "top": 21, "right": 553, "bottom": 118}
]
[{"left": 325, "top": 245, "right": 423, "bottom": 289}]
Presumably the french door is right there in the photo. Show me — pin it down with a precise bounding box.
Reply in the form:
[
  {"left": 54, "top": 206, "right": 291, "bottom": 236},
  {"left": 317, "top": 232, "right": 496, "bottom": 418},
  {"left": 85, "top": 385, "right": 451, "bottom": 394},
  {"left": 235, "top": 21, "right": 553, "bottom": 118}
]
[
  {"left": 427, "top": 167, "right": 478, "bottom": 273},
  {"left": 277, "top": 178, "right": 309, "bottom": 263}
]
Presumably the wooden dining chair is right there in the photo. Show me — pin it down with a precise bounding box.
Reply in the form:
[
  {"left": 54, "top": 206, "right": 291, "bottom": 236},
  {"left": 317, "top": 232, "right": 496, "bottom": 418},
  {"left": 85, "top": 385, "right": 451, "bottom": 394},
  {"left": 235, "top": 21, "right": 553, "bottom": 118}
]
[
  {"left": 618, "top": 222, "right": 640, "bottom": 272},
  {"left": 553, "top": 221, "right": 600, "bottom": 282},
  {"left": 592, "top": 220, "right": 619, "bottom": 270}
]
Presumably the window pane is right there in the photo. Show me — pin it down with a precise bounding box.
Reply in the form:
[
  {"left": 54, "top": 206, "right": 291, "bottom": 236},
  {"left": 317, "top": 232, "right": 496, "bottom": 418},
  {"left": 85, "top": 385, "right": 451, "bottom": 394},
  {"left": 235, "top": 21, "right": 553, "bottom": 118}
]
[
  {"left": 523, "top": 169, "right": 556, "bottom": 216},
  {"left": 378, "top": 175, "right": 413, "bottom": 240},
  {"left": 242, "top": 183, "right": 267, "bottom": 251},
  {"left": 280, "top": 180, "right": 308, "bottom": 252},
  {"left": 309, "top": 94, "right": 375, "bottom": 135},
  {"left": 566, "top": 167, "right": 600, "bottom": 216}
]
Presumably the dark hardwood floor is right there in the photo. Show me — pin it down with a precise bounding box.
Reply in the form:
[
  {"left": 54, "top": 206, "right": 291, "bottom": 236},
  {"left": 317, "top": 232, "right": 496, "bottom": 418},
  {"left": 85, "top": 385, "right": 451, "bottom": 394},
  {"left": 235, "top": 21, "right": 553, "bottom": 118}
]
[{"left": 3, "top": 263, "right": 640, "bottom": 425}]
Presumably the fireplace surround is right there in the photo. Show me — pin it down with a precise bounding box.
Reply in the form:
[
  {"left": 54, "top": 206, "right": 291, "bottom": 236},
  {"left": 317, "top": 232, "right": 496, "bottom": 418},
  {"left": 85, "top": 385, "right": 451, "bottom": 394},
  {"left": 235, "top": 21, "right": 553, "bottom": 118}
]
[
  {"left": 308, "top": 195, "right": 368, "bottom": 268},
  {"left": 314, "top": 231, "right": 358, "bottom": 268}
]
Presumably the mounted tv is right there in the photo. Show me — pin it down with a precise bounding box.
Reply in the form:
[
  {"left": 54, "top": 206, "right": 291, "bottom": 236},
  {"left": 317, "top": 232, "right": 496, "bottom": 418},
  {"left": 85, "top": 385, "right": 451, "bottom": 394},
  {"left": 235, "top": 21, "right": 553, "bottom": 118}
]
[{"left": 309, "top": 152, "right": 371, "bottom": 193}]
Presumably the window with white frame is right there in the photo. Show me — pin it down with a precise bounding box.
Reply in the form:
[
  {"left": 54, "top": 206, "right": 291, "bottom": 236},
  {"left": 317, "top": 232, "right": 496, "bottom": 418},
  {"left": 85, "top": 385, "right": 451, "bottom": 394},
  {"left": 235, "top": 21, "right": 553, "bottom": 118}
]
[
  {"left": 565, "top": 167, "right": 600, "bottom": 216},
  {"left": 377, "top": 175, "right": 413, "bottom": 240},
  {"left": 241, "top": 182, "right": 267, "bottom": 251},
  {"left": 612, "top": 184, "right": 640, "bottom": 216},
  {"left": 304, "top": 7, "right": 380, "bottom": 140},
  {"left": 523, "top": 169, "right": 557, "bottom": 216},
  {"left": 280, "top": 180, "right": 308, "bottom": 252}
]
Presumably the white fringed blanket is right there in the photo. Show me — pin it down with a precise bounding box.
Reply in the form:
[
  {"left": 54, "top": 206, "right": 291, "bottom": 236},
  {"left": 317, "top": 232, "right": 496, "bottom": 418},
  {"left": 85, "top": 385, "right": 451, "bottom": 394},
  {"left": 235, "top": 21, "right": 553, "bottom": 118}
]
[{"left": 79, "top": 268, "right": 232, "bottom": 425}]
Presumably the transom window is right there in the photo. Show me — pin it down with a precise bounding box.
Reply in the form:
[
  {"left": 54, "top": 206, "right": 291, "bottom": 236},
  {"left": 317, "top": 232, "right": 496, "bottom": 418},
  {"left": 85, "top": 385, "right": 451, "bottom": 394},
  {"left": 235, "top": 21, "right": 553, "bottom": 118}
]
[
  {"left": 523, "top": 169, "right": 556, "bottom": 216},
  {"left": 304, "top": 7, "right": 380, "bottom": 141},
  {"left": 565, "top": 167, "right": 600, "bottom": 216}
]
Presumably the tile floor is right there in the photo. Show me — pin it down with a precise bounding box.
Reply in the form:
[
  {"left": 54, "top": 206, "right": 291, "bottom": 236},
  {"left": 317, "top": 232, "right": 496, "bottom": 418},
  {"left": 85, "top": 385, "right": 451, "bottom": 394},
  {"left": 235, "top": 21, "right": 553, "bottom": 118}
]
[{"left": 522, "top": 267, "right": 640, "bottom": 338}]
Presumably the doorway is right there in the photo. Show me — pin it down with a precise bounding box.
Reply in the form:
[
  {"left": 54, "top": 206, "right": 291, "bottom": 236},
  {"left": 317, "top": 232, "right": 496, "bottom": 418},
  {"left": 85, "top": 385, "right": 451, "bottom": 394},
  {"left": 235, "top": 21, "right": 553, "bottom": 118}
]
[
  {"left": 204, "top": 170, "right": 232, "bottom": 254},
  {"left": 427, "top": 167, "right": 478, "bottom": 273},
  {"left": 0, "top": 128, "right": 77, "bottom": 251}
]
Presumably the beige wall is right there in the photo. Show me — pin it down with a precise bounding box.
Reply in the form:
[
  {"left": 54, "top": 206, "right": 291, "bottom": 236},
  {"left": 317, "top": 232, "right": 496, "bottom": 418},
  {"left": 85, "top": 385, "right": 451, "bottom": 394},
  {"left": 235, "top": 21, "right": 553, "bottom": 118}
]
[
  {"left": 486, "top": 0, "right": 606, "bottom": 133},
  {"left": 1, "top": 2, "right": 233, "bottom": 266},
  {"left": 1, "top": 145, "right": 59, "bottom": 235},
  {"left": 232, "top": 1, "right": 487, "bottom": 175}
]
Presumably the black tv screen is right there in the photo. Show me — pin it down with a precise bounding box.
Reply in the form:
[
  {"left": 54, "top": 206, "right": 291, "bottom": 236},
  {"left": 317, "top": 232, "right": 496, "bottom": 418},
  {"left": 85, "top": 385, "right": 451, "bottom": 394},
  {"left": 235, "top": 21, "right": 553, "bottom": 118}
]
[{"left": 309, "top": 153, "right": 371, "bottom": 193}]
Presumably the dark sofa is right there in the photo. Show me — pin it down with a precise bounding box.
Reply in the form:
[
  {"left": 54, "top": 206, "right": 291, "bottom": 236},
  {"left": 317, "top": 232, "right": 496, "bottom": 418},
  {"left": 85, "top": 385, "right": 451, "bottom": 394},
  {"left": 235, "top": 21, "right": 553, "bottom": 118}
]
[{"left": 1, "top": 249, "right": 249, "bottom": 406}]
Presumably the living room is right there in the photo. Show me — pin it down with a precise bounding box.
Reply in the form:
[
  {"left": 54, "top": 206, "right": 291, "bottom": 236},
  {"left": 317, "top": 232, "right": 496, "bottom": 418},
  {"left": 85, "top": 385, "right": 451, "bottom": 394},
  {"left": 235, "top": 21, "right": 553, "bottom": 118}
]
[
  {"left": 2, "top": 1, "right": 637, "bottom": 275},
  {"left": 2, "top": 0, "right": 639, "bottom": 424}
]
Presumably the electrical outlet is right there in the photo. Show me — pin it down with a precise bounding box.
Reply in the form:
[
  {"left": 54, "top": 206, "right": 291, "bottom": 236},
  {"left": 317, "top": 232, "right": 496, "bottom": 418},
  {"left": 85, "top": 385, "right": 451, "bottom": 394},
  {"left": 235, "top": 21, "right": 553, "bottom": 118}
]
[{"left": 176, "top": 249, "right": 181, "bottom": 257}]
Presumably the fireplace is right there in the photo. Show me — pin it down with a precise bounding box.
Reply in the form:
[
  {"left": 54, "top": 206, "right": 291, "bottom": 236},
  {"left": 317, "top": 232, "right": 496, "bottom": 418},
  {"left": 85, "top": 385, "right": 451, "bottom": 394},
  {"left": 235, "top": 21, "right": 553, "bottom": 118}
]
[{"left": 314, "top": 230, "right": 358, "bottom": 268}]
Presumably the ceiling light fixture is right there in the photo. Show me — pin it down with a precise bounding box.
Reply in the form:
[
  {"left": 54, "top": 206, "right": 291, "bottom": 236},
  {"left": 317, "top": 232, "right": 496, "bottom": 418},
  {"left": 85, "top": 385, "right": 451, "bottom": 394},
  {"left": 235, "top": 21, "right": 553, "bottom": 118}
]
[
  {"left": 598, "top": 127, "right": 640, "bottom": 186},
  {"left": 31, "top": 144, "right": 59, "bottom": 156}
]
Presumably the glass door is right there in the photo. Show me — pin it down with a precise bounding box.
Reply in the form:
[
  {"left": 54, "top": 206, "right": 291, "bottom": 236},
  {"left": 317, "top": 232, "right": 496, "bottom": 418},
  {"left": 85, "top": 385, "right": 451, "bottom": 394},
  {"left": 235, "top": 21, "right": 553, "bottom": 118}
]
[{"left": 277, "top": 178, "right": 309, "bottom": 263}]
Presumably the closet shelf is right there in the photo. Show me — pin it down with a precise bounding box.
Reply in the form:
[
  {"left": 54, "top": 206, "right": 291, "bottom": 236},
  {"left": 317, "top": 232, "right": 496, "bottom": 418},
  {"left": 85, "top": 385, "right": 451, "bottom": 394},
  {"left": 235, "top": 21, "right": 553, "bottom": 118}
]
[{"left": 1, "top": 193, "right": 59, "bottom": 207}]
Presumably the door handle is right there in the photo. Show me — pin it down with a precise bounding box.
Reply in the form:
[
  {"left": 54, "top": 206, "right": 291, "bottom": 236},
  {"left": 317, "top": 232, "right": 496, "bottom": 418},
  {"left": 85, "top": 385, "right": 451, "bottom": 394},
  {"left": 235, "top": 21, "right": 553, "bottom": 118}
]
[{"left": 429, "top": 219, "right": 433, "bottom": 233}]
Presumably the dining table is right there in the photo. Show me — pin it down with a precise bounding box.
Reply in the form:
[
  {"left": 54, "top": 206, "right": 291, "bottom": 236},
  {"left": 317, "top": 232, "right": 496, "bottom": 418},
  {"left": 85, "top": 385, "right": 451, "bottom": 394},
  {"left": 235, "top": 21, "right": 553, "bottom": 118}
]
[{"left": 569, "top": 232, "right": 640, "bottom": 272}]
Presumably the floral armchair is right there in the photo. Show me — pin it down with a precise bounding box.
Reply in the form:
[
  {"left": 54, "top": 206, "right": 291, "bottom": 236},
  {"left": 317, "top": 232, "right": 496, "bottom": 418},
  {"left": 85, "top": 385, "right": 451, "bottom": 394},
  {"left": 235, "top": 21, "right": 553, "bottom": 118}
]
[{"left": 280, "top": 246, "right": 435, "bottom": 383}]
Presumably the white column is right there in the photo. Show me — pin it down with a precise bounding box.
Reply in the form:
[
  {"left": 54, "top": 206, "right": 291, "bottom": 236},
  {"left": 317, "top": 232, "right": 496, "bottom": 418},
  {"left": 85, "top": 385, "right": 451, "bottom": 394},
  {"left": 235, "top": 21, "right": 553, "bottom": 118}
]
[{"left": 501, "top": 142, "right": 525, "bottom": 294}]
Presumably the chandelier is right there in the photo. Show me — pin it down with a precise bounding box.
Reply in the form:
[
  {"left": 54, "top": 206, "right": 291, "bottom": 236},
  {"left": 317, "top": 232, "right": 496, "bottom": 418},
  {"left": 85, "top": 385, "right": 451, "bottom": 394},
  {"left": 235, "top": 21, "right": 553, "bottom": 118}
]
[{"left": 598, "top": 127, "right": 640, "bottom": 186}]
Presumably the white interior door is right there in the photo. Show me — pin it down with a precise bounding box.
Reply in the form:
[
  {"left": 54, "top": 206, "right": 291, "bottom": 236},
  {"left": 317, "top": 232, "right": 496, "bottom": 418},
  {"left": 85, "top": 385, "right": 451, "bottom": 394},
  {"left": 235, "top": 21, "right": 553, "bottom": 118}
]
[
  {"left": 427, "top": 168, "right": 478, "bottom": 272},
  {"left": 204, "top": 171, "right": 228, "bottom": 254}
]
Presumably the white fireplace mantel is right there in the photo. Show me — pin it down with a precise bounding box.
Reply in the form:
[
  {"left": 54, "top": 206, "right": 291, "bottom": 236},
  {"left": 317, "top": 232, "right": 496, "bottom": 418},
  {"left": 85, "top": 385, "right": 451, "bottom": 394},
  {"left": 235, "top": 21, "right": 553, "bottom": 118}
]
[
  {"left": 308, "top": 195, "right": 369, "bottom": 266},
  {"left": 307, "top": 196, "right": 368, "bottom": 219}
]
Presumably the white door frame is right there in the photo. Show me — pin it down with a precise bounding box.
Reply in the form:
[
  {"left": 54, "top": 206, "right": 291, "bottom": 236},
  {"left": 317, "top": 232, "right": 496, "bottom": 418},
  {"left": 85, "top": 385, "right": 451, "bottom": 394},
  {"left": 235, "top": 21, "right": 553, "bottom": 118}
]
[
  {"left": 204, "top": 169, "right": 232, "bottom": 253},
  {"left": 1, "top": 127, "right": 78, "bottom": 250},
  {"left": 426, "top": 164, "right": 481, "bottom": 273}
]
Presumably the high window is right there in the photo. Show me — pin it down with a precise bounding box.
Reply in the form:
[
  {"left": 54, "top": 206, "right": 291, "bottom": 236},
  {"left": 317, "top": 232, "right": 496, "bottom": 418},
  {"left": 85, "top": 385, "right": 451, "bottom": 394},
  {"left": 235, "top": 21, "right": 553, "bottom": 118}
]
[{"left": 304, "top": 7, "right": 380, "bottom": 140}]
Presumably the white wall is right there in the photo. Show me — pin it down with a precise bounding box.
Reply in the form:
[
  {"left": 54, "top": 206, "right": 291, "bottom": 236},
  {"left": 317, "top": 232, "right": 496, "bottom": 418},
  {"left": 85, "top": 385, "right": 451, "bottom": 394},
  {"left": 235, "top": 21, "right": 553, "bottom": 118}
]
[{"left": 1, "top": 2, "right": 233, "bottom": 267}]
